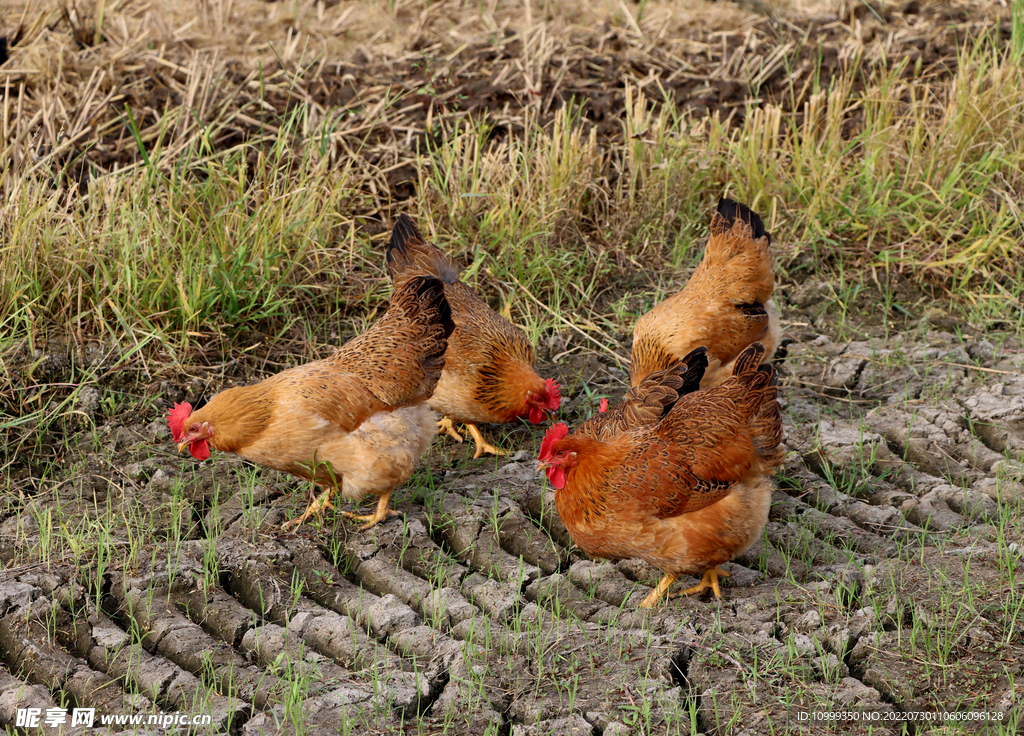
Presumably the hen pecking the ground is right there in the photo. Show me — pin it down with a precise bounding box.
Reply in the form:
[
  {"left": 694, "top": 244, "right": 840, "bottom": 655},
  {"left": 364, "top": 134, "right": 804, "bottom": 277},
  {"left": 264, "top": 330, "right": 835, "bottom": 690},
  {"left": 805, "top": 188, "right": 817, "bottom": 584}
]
[
  {"left": 384, "top": 213, "right": 560, "bottom": 458},
  {"left": 169, "top": 275, "right": 454, "bottom": 531}
]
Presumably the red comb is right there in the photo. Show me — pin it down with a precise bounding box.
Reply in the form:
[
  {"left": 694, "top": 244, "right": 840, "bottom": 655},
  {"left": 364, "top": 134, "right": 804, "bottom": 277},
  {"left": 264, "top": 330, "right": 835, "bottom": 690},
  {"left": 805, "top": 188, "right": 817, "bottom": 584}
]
[
  {"left": 598, "top": 397, "right": 608, "bottom": 413},
  {"left": 544, "top": 378, "right": 561, "bottom": 410},
  {"left": 538, "top": 422, "right": 570, "bottom": 460},
  {"left": 167, "top": 402, "right": 193, "bottom": 442}
]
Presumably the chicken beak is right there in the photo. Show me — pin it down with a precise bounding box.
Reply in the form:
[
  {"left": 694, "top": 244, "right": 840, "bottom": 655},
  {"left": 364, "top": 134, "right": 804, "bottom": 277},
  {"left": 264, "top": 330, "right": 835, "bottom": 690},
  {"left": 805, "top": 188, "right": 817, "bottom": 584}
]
[
  {"left": 177, "top": 441, "right": 190, "bottom": 454},
  {"left": 536, "top": 460, "right": 551, "bottom": 472}
]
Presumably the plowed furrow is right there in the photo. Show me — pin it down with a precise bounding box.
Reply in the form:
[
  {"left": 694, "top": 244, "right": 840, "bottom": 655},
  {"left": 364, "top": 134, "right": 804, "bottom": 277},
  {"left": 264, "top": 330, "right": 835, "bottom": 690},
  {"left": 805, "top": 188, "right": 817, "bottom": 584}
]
[
  {"left": 108, "top": 574, "right": 286, "bottom": 709},
  {"left": 769, "top": 491, "right": 896, "bottom": 558},
  {"left": 0, "top": 611, "right": 150, "bottom": 717},
  {"left": 782, "top": 461, "right": 928, "bottom": 540},
  {"left": 428, "top": 493, "right": 541, "bottom": 588},
  {"left": 58, "top": 603, "right": 248, "bottom": 732},
  {"left": 0, "top": 666, "right": 119, "bottom": 736}
]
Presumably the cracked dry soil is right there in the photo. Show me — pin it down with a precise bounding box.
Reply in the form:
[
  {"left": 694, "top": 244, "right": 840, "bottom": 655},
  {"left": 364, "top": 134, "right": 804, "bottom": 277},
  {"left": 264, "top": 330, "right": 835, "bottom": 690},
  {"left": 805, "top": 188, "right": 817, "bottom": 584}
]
[{"left": 2, "top": 324, "right": 1024, "bottom": 735}]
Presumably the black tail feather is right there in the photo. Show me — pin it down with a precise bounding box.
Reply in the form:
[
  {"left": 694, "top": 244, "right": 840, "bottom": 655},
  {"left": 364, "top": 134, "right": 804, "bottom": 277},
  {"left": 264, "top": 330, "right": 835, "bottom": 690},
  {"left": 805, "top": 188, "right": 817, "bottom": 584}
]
[
  {"left": 397, "top": 274, "right": 455, "bottom": 382},
  {"left": 731, "top": 342, "right": 767, "bottom": 376},
  {"left": 386, "top": 213, "right": 422, "bottom": 275},
  {"left": 677, "top": 346, "right": 709, "bottom": 395},
  {"left": 385, "top": 213, "right": 459, "bottom": 284},
  {"left": 407, "top": 274, "right": 455, "bottom": 341},
  {"left": 717, "top": 198, "right": 770, "bottom": 244}
]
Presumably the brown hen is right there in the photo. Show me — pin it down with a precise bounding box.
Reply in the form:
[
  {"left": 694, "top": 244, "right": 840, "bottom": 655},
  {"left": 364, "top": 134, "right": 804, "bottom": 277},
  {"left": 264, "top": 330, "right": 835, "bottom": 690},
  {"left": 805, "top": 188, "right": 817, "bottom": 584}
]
[
  {"left": 169, "top": 275, "right": 454, "bottom": 531},
  {"left": 538, "top": 342, "right": 783, "bottom": 608},
  {"left": 385, "top": 214, "right": 560, "bottom": 458},
  {"left": 630, "top": 199, "right": 779, "bottom": 388}
]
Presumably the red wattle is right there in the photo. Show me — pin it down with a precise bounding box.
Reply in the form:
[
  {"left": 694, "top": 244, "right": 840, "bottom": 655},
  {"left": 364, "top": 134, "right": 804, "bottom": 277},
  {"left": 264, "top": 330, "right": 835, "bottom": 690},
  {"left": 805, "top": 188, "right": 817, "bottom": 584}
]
[
  {"left": 191, "top": 439, "right": 211, "bottom": 461},
  {"left": 546, "top": 465, "right": 566, "bottom": 490}
]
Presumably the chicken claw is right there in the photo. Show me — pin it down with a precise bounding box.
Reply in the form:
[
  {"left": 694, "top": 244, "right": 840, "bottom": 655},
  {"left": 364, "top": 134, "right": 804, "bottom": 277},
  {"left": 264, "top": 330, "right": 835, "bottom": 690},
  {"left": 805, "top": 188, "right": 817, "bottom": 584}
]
[
  {"left": 438, "top": 416, "right": 465, "bottom": 442},
  {"left": 639, "top": 573, "right": 678, "bottom": 608},
  {"left": 467, "top": 424, "right": 507, "bottom": 459},
  {"left": 639, "top": 567, "right": 729, "bottom": 607},
  {"left": 283, "top": 487, "right": 335, "bottom": 530},
  {"left": 341, "top": 492, "right": 402, "bottom": 532},
  {"left": 680, "top": 567, "right": 730, "bottom": 599}
]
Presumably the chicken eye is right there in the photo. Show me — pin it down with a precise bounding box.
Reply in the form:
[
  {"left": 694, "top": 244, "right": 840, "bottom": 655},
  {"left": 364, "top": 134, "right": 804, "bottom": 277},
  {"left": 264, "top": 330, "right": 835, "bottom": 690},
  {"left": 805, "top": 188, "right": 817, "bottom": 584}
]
[
  {"left": 556, "top": 450, "right": 566, "bottom": 457},
  {"left": 189, "top": 424, "right": 199, "bottom": 433}
]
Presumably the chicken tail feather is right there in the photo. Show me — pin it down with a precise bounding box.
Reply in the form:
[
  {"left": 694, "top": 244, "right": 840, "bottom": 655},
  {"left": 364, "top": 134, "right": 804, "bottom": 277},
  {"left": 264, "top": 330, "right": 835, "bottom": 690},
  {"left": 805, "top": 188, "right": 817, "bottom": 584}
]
[
  {"left": 704, "top": 198, "right": 772, "bottom": 266},
  {"left": 576, "top": 346, "right": 709, "bottom": 440},
  {"left": 629, "top": 346, "right": 709, "bottom": 407},
  {"left": 676, "top": 346, "right": 710, "bottom": 395},
  {"left": 716, "top": 198, "right": 769, "bottom": 243},
  {"left": 387, "top": 213, "right": 460, "bottom": 286},
  {"left": 730, "top": 342, "right": 784, "bottom": 469},
  {"left": 397, "top": 274, "right": 456, "bottom": 391},
  {"left": 730, "top": 341, "right": 767, "bottom": 376},
  {"left": 331, "top": 274, "right": 455, "bottom": 407}
]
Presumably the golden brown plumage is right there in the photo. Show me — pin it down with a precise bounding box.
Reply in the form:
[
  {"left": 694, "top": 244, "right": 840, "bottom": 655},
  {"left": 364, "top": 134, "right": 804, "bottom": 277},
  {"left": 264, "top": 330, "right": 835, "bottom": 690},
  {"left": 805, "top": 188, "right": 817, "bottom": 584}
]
[
  {"left": 168, "top": 275, "right": 454, "bottom": 531},
  {"left": 576, "top": 347, "right": 708, "bottom": 442},
  {"left": 630, "top": 199, "right": 779, "bottom": 388},
  {"left": 538, "top": 342, "right": 783, "bottom": 608},
  {"left": 386, "top": 214, "right": 560, "bottom": 458}
]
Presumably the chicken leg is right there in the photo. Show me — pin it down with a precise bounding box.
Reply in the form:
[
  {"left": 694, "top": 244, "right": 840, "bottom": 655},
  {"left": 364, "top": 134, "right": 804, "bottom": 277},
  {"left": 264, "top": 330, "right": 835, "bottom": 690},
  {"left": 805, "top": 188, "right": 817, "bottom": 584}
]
[
  {"left": 438, "top": 417, "right": 507, "bottom": 459},
  {"left": 639, "top": 573, "right": 677, "bottom": 608},
  {"left": 680, "top": 567, "right": 729, "bottom": 598},
  {"left": 283, "top": 487, "right": 335, "bottom": 530},
  {"left": 638, "top": 567, "right": 730, "bottom": 608},
  {"left": 340, "top": 491, "right": 402, "bottom": 531},
  {"left": 466, "top": 424, "right": 507, "bottom": 459},
  {"left": 438, "top": 416, "right": 465, "bottom": 442}
]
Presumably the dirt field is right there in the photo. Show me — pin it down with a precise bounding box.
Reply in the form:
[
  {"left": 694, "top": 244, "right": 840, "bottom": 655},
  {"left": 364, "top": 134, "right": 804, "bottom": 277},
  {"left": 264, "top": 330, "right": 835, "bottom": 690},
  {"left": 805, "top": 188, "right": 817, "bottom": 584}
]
[
  {"left": 3, "top": 307, "right": 1024, "bottom": 735},
  {"left": 2, "top": 0, "right": 1023, "bottom": 734},
  {"left": 1, "top": 0, "right": 1016, "bottom": 204}
]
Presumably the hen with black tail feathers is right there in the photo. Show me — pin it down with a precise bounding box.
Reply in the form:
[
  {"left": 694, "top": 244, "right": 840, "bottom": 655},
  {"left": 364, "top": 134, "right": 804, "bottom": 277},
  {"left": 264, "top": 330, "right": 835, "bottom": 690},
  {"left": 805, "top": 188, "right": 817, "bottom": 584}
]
[
  {"left": 169, "top": 274, "right": 454, "bottom": 531},
  {"left": 538, "top": 342, "right": 784, "bottom": 608},
  {"left": 385, "top": 213, "right": 561, "bottom": 459},
  {"left": 630, "top": 198, "right": 779, "bottom": 388}
]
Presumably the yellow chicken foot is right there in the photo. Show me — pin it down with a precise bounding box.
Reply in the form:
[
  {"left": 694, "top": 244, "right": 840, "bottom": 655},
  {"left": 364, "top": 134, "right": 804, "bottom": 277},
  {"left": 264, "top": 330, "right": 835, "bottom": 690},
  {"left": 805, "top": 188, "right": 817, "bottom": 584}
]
[
  {"left": 680, "top": 567, "right": 730, "bottom": 598},
  {"left": 467, "top": 424, "right": 507, "bottom": 459},
  {"left": 341, "top": 492, "right": 402, "bottom": 532},
  {"left": 639, "top": 573, "right": 678, "bottom": 609},
  {"left": 437, "top": 416, "right": 465, "bottom": 442},
  {"left": 283, "top": 487, "right": 335, "bottom": 530}
]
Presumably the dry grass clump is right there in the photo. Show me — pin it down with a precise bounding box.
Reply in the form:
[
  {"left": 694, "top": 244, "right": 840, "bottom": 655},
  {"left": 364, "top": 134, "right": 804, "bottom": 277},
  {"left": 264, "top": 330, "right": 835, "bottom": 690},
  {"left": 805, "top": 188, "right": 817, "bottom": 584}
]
[
  {"left": 1, "top": 0, "right": 1009, "bottom": 188},
  {"left": 0, "top": 0, "right": 1021, "bottom": 365}
]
